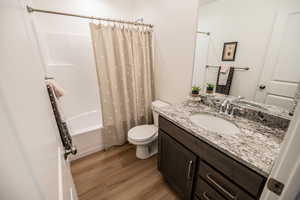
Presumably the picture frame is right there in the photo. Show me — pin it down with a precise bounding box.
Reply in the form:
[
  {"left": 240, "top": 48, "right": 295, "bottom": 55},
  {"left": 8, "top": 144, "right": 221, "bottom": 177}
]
[{"left": 222, "top": 42, "right": 238, "bottom": 61}]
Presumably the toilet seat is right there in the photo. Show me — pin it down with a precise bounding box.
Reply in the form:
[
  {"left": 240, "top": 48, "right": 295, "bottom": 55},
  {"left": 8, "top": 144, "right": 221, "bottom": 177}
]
[
  {"left": 128, "top": 125, "right": 158, "bottom": 143},
  {"left": 127, "top": 100, "right": 169, "bottom": 159}
]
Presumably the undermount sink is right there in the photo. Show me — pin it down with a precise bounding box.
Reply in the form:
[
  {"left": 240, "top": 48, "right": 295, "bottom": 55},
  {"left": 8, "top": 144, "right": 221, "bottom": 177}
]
[{"left": 189, "top": 113, "right": 240, "bottom": 136}]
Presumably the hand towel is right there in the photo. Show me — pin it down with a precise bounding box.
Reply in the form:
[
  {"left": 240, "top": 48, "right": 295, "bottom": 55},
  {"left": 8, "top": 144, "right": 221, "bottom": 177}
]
[
  {"left": 220, "top": 64, "right": 230, "bottom": 73},
  {"left": 46, "top": 83, "right": 73, "bottom": 150},
  {"left": 46, "top": 83, "right": 66, "bottom": 121},
  {"left": 218, "top": 65, "right": 231, "bottom": 86},
  {"left": 216, "top": 67, "right": 234, "bottom": 95},
  {"left": 46, "top": 79, "right": 65, "bottom": 98}
]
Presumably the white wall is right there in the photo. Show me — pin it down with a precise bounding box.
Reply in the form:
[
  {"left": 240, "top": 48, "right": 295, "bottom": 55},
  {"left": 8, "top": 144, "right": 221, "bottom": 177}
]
[
  {"left": 1, "top": 0, "right": 76, "bottom": 198},
  {"left": 31, "top": 0, "right": 135, "bottom": 36},
  {"left": 132, "top": 0, "right": 200, "bottom": 104},
  {"left": 194, "top": 0, "right": 280, "bottom": 100}
]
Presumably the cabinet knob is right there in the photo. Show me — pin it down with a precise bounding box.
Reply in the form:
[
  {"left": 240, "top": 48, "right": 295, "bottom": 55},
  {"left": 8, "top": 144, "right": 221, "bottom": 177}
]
[{"left": 259, "top": 84, "right": 266, "bottom": 90}]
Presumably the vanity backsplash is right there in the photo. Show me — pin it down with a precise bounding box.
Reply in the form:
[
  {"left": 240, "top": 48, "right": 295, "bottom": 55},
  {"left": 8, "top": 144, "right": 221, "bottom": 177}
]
[{"left": 200, "top": 94, "right": 290, "bottom": 132}]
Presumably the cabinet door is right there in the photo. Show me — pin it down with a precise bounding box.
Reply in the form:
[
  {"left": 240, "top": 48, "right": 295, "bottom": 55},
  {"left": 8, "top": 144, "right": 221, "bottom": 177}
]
[{"left": 158, "top": 130, "right": 197, "bottom": 200}]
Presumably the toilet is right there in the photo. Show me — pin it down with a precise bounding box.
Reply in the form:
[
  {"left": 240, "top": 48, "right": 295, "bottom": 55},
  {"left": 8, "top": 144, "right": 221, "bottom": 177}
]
[{"left": 128, "top": 100, "right": 169, "bottom": 159}]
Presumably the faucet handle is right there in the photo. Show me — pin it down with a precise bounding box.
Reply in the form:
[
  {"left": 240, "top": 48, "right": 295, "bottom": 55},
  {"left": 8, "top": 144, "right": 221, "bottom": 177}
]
[
  {"left": 236, "top": 96, "right": 244, "bottom": 102},
  {"left": 231, "top": 106, "right": 243, "bottom": 118}
]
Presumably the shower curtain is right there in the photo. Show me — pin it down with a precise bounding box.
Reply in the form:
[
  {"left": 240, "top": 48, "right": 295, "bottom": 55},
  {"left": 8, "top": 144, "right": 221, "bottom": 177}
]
[{"left": 90, "top": 23, "right": 155, "bottom": 149}]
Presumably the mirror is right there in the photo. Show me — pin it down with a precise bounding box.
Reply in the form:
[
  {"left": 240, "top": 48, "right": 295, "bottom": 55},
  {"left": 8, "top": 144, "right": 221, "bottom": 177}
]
[{"left": 192, "top": 0, "right": 300, "bottom": 112}]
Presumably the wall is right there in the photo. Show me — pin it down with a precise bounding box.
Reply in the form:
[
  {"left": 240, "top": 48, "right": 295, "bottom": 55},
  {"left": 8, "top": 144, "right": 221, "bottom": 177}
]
[
  {"left": 1, "top": 0, "right": 76, "bottom": 198},
  {"left": 193, "top": 0, "right": 280, "bottom": 100},
  {"left": 132, "top": 0, "right": 200, "bottom": 104}
]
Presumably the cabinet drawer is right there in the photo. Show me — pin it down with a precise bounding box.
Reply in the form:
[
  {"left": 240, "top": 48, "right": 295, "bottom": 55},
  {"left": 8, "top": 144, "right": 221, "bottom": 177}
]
[
  {"left": 159, "top": 116, "right": 266, "bottom": 198},
  {"left": 195, "top": 178, "right": 227, "bottom": 200},
  {"left": 198, "top": 161, "right": 255, "bottom": 200}
]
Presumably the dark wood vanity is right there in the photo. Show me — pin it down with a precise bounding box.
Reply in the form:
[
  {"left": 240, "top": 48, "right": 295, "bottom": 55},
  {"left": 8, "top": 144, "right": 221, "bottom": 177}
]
[{"left": 158, "top": 116, "right": 267, "bottom": 200}]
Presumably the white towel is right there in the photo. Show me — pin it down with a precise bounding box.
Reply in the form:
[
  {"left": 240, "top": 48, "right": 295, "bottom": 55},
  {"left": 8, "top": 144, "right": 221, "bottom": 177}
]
[
  {"left": 46, "top": 79, "right": 65, "bottom": 98},
  {"left": 218, "top": 65, "right": 231, "bottom": 86},
  {"left": 220, "top": 64, "right": 230, "bottom": 73},
  {"left": 46, "top": 81, "right": 66, "bottom": 122}
]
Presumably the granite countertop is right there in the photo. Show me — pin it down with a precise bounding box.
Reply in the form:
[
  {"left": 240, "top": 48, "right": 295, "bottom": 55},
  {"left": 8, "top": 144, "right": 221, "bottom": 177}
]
[
  {"left": 201, "top": 93, "right": 292, "bottom": 120},
  {"left": 155, "top": 101, "right": 286, "bottom": 177}
]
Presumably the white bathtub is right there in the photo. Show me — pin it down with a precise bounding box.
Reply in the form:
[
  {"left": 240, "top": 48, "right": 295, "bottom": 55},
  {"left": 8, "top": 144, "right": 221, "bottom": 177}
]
[
  {"left": 67, "top": 110, "right": 102, "bottom": 136},
  {"left": 67, "top": 110, "right": 104, "bottom": 160}
]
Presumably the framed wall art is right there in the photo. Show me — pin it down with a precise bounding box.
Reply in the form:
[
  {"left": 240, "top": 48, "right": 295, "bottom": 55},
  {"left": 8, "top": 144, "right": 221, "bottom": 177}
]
[{"left": 222, "top": 42, "right": 238, "bottom": 61}]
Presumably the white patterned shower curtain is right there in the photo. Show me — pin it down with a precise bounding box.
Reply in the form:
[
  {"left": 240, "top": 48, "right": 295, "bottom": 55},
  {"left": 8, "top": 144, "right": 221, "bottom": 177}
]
[{"left": 90, "top": 23, "right": 155, "bottom": 149}]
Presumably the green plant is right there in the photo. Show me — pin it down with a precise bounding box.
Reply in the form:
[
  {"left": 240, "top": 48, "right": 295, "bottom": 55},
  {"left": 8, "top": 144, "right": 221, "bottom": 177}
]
[
  {"left": 192, "top": 86, "right": 201, "bottom": 93},
  {"left": 192, "top": 86, "right": 201, "bottom": 95},
  {"left": 206, "top": 83, "right": 214, "bottom": 90}
]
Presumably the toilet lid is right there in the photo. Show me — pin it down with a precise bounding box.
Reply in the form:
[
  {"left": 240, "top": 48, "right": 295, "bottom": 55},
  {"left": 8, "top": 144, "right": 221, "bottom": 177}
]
[{"left": 128, "top": 125, "right": 158, "bottom": 142}]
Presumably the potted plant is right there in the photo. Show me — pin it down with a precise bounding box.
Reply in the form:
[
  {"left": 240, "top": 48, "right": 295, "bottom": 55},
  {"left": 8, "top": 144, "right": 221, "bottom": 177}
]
[
  {"left": 206, "top": 83, "right": 214, "bottom": 94},
  {"left": 191, "top": 86, "right": 201, "bottom": 97}
]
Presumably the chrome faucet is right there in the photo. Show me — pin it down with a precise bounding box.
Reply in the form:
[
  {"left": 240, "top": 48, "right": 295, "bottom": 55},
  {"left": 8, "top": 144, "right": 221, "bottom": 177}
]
[
  {"left": 232, "top": 96, "right": 244, "bottom": 103},
  {"left": 220, "top": 96, "right": 244, "bottom": 115},
  {"left": 220, "top": 99, "right": 230, "bottom": 114}
]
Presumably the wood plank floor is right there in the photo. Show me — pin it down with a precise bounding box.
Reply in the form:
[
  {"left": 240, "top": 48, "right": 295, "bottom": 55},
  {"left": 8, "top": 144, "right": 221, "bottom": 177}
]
[{"left": 71, "top": 144, "right": 180, "bottom": 200}]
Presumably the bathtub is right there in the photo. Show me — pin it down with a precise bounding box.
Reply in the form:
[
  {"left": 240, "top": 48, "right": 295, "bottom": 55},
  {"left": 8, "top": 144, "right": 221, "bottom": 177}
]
[
  {"left": 67, "top": 110, "right": 104, "bottom": 160},
  {"left": 67, "top": 110, "right": 102, "bottom": 136}
]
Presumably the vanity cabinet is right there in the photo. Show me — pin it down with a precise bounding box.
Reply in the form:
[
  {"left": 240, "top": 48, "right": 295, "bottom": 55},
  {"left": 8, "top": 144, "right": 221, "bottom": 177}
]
[
  {"left": 158, "top": 130, "right": 197, "bottom": 200},
  {"left": 158, "top": 116, "right": 267, "bottom": 200}
]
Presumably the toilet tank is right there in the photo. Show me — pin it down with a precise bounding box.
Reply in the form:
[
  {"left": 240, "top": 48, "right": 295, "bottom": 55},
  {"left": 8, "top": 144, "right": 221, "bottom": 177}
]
[{"left": 152, "top": 100, "right": 170, "bottom": 127}]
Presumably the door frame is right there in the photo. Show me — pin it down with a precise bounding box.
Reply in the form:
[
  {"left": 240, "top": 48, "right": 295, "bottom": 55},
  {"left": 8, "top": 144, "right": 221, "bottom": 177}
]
[{"left": 260, "top": 98, "right": 300, "bottom": 199}]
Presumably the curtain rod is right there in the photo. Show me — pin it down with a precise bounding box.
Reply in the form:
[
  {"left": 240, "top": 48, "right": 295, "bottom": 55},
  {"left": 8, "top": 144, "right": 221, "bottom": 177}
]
[
  {"left": 206, "top": 65, "right": 250, "bottom": 71},
  {"left": 26, "top": 6, "right": 153, "bottom": 28},
  {"left": 197, "top": 31, "right": 210, "bottom": 36}
]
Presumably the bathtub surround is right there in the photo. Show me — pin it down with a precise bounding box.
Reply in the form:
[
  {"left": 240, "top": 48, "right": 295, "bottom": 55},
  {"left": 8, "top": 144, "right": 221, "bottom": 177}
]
[
  {"left": 67, "top": 111, "right": 102, "bottom": 160},
  {"left": 90, "top": 23, "right": 155, "bottom": 149},
  {"left": 30, "top": 0, "right": 136, "bottom": 159},
  {"left": 71, "top": 128, "right": 103, "bottom": 160}
]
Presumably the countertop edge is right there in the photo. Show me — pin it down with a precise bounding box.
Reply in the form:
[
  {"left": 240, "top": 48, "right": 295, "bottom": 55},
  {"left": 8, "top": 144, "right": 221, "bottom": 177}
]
[{"left": 158, "top": 112, "right": 270, "bottom": 178}]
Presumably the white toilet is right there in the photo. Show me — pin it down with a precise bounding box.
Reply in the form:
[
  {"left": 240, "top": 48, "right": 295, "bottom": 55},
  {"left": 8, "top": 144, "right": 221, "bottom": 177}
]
[{"left": 128, "top": 100, "right": 169, "bottom": 159}]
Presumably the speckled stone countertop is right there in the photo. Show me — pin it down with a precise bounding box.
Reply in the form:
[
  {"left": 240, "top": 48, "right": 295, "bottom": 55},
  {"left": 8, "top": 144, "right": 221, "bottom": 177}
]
[
  {"left": 201, "top": 93, "right": 292, "bottom": 121},
  {"left": 154, "top": 101, "right": 286, "bottom": 177}
]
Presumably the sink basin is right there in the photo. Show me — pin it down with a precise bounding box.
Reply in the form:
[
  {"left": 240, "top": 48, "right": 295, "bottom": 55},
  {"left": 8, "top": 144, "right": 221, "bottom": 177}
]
[{"left": 189, "top": 113, "right": 240, "bottom": 136}]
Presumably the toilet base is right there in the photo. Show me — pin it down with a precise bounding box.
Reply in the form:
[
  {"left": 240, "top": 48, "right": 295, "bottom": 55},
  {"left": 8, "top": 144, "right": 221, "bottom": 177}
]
[{"left": 136, "top": 139, "right": 158, "bottom": 159}]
